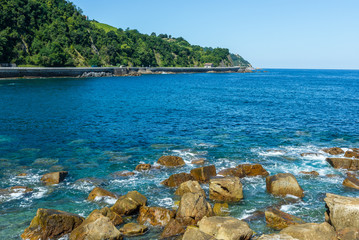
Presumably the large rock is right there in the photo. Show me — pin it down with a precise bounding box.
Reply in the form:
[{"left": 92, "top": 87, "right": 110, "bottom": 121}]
[
  {"left": 176, "top": 192, "right": 213, "bottom": 225},
  {"left": 87, "top": 187, "right": 118, "bottom": 201},
  {"left": 137, "top": 206, "right": 175, "bottom": 226},
  {"left": 324, "top": 193, "right": 359, "bottom": 231},
  {"left": 266, "top": 173, "right": 304, "bottom": 198},
  {"left": 182, "top": 226, "right": 216, "bottom": 240},
  {"left": 111, "top": 191, "right": 147, "bottom": 215},
  {"left": 326, "top": 158, "right": 359, "bottom": 170},
  {"left": 209, "top": 177, "right": 243, "bottom": 202},
  {"left": 161, "top": 172, "right": 194, "bottom": 187},
  {"left": 343, "top": 174, "right": 359, "bottom": 190},
  {"left": 237, "top": 163, "right": 269, "bottom": 177},
  {"left": 40, "top": 171, "right": 68, "bottom": 185},
  {"left": 323, "top": 147, "right": 344, "bottom": 155},
  {"left": 190, "top": 165, "right": 216, "bottom": 183},
  {"left": 345, "top": 151, "right": 359, "bottom": 158},
  {"left": 119, "top": 223, "right": 148, "bottom": 236},
  {"left": 265, "top": 208, "right": 305, "bottom": 230},
  {"left": 280, "top": 222, "right": 337, "bottom": 240},
  {"left": 218, "top": 168, "right": 245, "bottom": 178},
  {"left": 198, "top": 216, "right": 253, "bottom": 240},
  {"left": 135, "top": 163, "right": 152, "bottom": 171},
  {"left": 175, "top": 180, "right": 206, "bottom": 197},
  {"left": 21, "top": 208, "right": 84, "bottom": 240},
  {"left": 160, "top": 218, "right": 186, "bottom": 239},
  {"left": 157, "top": 155, "right": 185, "bottom": 167}
]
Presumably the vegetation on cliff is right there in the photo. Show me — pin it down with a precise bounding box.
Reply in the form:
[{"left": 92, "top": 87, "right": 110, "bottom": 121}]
[{"left": 0, "top": 0, "right": 251, "bottom": 68}]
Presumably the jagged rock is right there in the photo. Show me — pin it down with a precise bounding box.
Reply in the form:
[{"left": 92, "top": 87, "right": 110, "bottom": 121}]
[
  {"left": 87, "top": 187, "right": 118, "bottom": 201},
  {"left": 192, "top": 158, "right": 205, "bottom": 165},
  {"left": 325, "top": 193, "right": 359, "bottom": 230},
  {"left": 343, "top": 174, "right": 359, "bottom": 190},
  {"left": 198, "top": 216, "right": 253, "bottom": 240},
  {"left": 161, "top": 172, "right": 194, "bottom": 187},
  {"left": 182, "top": 226, "right": 216, "bottom": 240},
  {"left": 175, "top": 180, "right": 206, "bottom": 197},
  {"left": 119, "top": 223, "right": 148, "bottom": 236},
  {"left": 135, "top": 163, "right": 152, "bottom": 171},
  {"left": 218, "top": 168, "right": 245, "bottom": 178},
  {"left": 266, "top": 173, "right": 304, "bottom": 198},
  {"left": 112, "top": 171, "right": 135, "bottom": 177},
  {"left": 300, "top": 153, "right": 322, "bottom": 157},
  {"left": 265, "top": 208, "right": 306, "bottom": 230},
  {"left": 41, "top": 171, "right": 68, "bottom": 185},
  {"left": 190, "top": 165, "right": 216, "bottom": 183},
  {"left": 237, "top": 163, "right": 269, "bottom": 177},
  {"left": 257, "top": 234, "right": 299, "bottom": 240},
  {"left": 299, "top": 171, "right": 319, "bottom": 176},
  {"left": 176, "top": 192, "right": 213, "bottom": 225},
  {"left": 157, "top": 156, "right": 185, "bottom": 167},
  {"left": 345, "top": 151, "right": 359, "bottom": 158},
  {"left": 280, "top": 222, "right": 337, "bottom": 240},
  {"left": 137, "top": 206, "right": 175, "bottom": 226},
  {"left": 209, "top": 177, "right": 243, "bottom": 202},
  {"left": 337, "top": 227, "right": 359, "bottom": 240},
  {"left": 213, "top": 203, "right": 229, "bottom": 216},
  {"left": 160, "top": 218, "right": 186, "bottom": 239},
  {"left": 21, "top": 208, "right": 84, "bottom": 240},
  {"left": 323, "top": 147, "right": 344, "bottom": 155},
  {"left": 111, "top": 191, "right": 147, "bottom": 215},
  {"left": 326, "top": 157, "right": 359, "bottom": 170}
]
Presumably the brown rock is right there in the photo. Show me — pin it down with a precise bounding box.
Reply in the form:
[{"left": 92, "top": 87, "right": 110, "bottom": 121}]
[
  {"left": 326, "top": 174, "right": 340, "bottom": 178},
  {"left": 137, "top": 206, "right": 175, "bottom": 226},
  {"left": 237, "top": 164, "right": 269, "bottom": 177},
  {"left": 175, "top": 180, "right": 206, "bottom": 197},
  {"left": 160, "top": 218, "right": 185, "bottom": 239},
  {"left": 10, "top": 186, "right": 33, "bottom": 193},
  {"left": 21, "top": 208, "right": 84, "bottom": 240},
  {"left": 209, "top": 177, "right": 243, "bottom": 202},
  {"left": 280, "top": 222, "right": 337, "bottom": 240},
  {"left": 96, "top": 207, "right": 123, "bottom": 226},
  {"left": 157, "top": 156, "right": 185, "bottom": 167},
  {"left": 300, "top": 171, "right": 319, "bottom": 176},
  {"left": 218, "top": 168, "right": 245, "bottom": 178},
  {"left": 266, "top": 173, "right": 304, "bottom": 198},
  {"left": 112, "top": 171, "right": 135, "bottom": 177},
  {"left": 119, "top": 223, "right": 148, "bottom": 236},
  {"left": 265, "top": 208, "right": 306, "bottom": 230},
  {"left": 323, "top": 147, "right": 344, "bottom": 155},
  {"left": 256, "top": 233, "right": 300, "bottom": 240},
  {"left": 111, "top": 191, "right": 147, "bottom": 215},
  {"left": 135, "top": 163, "right": 152, "bottom": 171},
  {"left": 161, "top": 173, "right": 194, "bottom": 187},
  {"left": 183, "top": 226, "right": 216, "bottom": 240},
  {"left": 40, "top": 171, "right": 68, "bottom": 185},
  {"left": 87, "top": 187, "right": 118, "bottom": 201},
  {"left": 300, "top": 153, "right": 322, "bottom": 157},
  {"left": 326, "top": 158, "right": 359, "bottom": 170},
  {"left": 337, "top": 227, "right": 359, "bottom": 240},
  {"left": 343, "top": 175, "right": 359, "bottom": 190},
  {"left": 192, "top": 158, "right": 205, "bottom": 165},
  {"left": 190, "top": 165, "right": 216, "bottom": 183},
  {"left": 345, "top": 151, "right": 359, "bottom": 159},
  {"left": 213, "top": 203, "right": 229, "bottom": 216},
  {"left": 17, "top": 173, "right": 28, "bottom": 177}
]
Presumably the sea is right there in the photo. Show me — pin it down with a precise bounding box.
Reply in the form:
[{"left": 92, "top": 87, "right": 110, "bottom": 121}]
[{"left": 0, "top": 69, "right": 358, "bottom": 239}]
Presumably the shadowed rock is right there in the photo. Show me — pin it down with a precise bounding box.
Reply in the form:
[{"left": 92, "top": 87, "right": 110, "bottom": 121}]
[
  {"left": 160, "top": 218, "right": 186, "bottom": 239},
  {"left": 265, "top": 208, "right": 305, "bottom": 230},
  {"left": 190, "top": 165, "right": 216, "bottom": 183},
  {"left": 345, "top": 151, "right": 359, "bottom": 158}
]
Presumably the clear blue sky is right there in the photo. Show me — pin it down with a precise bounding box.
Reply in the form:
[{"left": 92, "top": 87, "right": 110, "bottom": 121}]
[{"left": 73, "top": 0, "right": 359, "bottom": 69}]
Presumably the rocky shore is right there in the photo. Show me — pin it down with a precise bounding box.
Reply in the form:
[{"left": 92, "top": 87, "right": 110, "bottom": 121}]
[{"left": 16, "top": 147, "right": 359, "bottom": 239}]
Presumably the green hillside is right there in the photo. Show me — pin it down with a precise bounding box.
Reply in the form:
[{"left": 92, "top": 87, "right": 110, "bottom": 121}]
[{"left": 0, "top": 0, "right": 251, "bottom": 68}]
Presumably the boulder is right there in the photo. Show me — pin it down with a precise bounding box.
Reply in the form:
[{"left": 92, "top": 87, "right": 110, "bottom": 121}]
[
  {"left": 192, "top": 158, "right": 205, "bottom": 165},
  {"left": 161, "top": 172, "right": 194, "bottom": 187},
  {"left": 176, "top": 192, "right": 213, "bottom": 225},
  {"left": 266, "top": 173, "right": 304, "bottom": 198},
  {"left": 157, "top": 156, "right": 185, "bottom": 167},
  {"left": 323, "top": 147, "right": 344, "bottom": 155},
  {"left": 280, "top": 222, "right": 337, "bottom": 240},
  {"left": 336, "top": 227, "right": 359, "bottom": 240},
  {"left": 111, "top": 191, "right": 147, "bottom": 215},
  {"left": 257, "top": 234, "right": 299, "bottom": 240},
  {"left": 299, "top": 171, "right": 319, "bottom": 176},
  {"left": 218, "top": 168, "right": 245, "bottom": 178},
  {"left": 135, "top": 163, "right": 152, "bottom": 171},
  {"left": 213, "top": 203, "right": 230, "bottom": 216},
  {"left": 209, "top": 177, "right": 243, "bottom": 202},
  {"left": 137, "top": 206, "right": 175, "bottom": 226},
  {"left": 87, "top": 187, "right": 118, "bottom": 201},
  {"left": 343, "top": 175, "right": 359, "bottom": 190},
  {"left": 345, "top": 151, "right": 359, "bottom": 159},
  {"left": 237, "top": 163, "right": 269, "bottom": 177},
  {"left": 119, "top": 223, "right": 148, "bottom": 236},
  {"left": 21, "top": 208, "right": 84, "bottom": 240},
  {"left": 40, "top": 171, "right": 68, "bottom": 185},
  {"left": 324, "top": 193, "right": 359, "bottom": 230},
  {"left": 182, "top": 226, "right": 216, "bottom": 240},
  {"left": 175, "top": 180, "right": 206, "bottom": 197},
  {"left": 265, "top": 208, "right": 306, "bottom": 230},
  {"left": 190, "top": 165, "right": 216, "bottom": 183},
  {"left": 198, "top": 216, "right": 253, "bottom": 240},
  {"left": 326, "top": 158, "right": 359, "bottom": 170},
  {"left": 160, "top": 218, "right": 186, "bottom": 239}
]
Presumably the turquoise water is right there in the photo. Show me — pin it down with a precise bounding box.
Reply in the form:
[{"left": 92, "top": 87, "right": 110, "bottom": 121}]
[{"left": 0, "top": 69, "right": 359, "bottom": 239}]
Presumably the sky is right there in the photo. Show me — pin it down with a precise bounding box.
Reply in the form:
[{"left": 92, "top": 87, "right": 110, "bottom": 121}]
[{"left": 72, "top": 0, "right": 359, "bottom": 69}]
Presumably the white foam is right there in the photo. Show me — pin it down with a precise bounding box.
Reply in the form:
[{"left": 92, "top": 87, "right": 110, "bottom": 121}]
[{"left": 94, "top": 196, "right": 117, "bottom": 205}]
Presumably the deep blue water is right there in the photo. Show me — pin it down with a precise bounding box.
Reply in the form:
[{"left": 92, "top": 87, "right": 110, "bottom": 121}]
[{"left": 0, "top": 69, "right": 359, "bottom": 239}]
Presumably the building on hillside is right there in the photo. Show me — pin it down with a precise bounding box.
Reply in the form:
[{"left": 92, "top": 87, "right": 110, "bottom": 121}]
[{"left": 204, "top": 63, "right": 213, "bottom": 68}]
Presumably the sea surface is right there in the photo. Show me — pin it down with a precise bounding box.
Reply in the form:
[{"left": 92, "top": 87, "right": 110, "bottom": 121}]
[{"left": 0, "top": 69, "right": 359, "bottom": 239}]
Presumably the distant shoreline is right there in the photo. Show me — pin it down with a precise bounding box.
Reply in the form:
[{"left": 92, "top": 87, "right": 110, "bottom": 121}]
[{"left": 0, "top": 66, "right": 252, "bottom": 80}]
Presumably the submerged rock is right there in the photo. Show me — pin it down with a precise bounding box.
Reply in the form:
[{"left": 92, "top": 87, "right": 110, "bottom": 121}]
[
  {"left": 10, "top": 186, "right": 33, "bottom": 193},
  {"left": 21, "top": 208, "right": 84, "bottom": 240},
  {"left": 119, "top": 223, "right": 148, "bottom": 236},
  {"left": 322, "top": 147, "right": 344, "bottom": 155},
  {"left": 157, "top": 155, "right": 185, "bottom": 167},
  {"left": 326, "top": 157, "right": 359, "bottom": 170},
  {"left": 192, "top": 158, "right": 206, "bottom": 165},
  {"left": 237, "top": 163, "right": 269, "bottom": 177},
  {"left": 266, "top": 173, "right": 304, "bottom": 198},
  {"left": 190, "top": 165, "right": 216, "bottom": 183},
  {"left": 111, "top": 191, "right": 147, "bottom": 215},
  {"left": 137, "top": 206, "right": 175, "bottom": 226},
  {"left": 280, "top": 222, "right": 337, "bottom": 240},
  {"left": 87, "top": 187, "right": 118, "bottom": 201},
  {"left": 265, "top": 208, "right": 306, "bottom": 230},
  {"left": 135, "top": 163, "right": 152, "bottom": 171},
  {"left": 161, "top": 172, "right": 194, "bottom": 187},
  {"left": 111, "top": 171, "right": 135, "bottom": 178},
  {"left": 41, "top": 171, "right": 68, "bottom": 185},
  {"left": 175, "top": 180, "right": 206, "bottom": 197},
  {"left": 299, "top": 171, "right": 319, "bottom": 176},
  {"left": 209, "top": 177, "right": 243, "bottom": 202},
  {"left": 160, "top": 218, "right": 186, "bottom": 239}
]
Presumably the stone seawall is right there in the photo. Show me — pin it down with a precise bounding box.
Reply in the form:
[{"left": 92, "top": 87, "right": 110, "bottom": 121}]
[{"left": 0, "top": 66, "right": 247, "bottom": 79}]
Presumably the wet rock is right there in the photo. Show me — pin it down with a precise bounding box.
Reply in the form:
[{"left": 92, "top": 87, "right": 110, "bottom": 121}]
[
  {"left": 325, "top": 193, "right": 359, "bottom": 230},
  {"left": 111, "top": 171, "right": 135, "bottom": 177},
  {"left": 209, "top": 177, "right": 243, "bottom": 202},
  {"left": 190, "top": 165, "right": 216, "bottom": 183},
  {"left": 345, "top": 151, "right": 359, "bottom": 159},
  {"left": 157, "top": 155, "right": 185, "bottom": 167},
  {"left": 257, "top": 234, "right": 298, "bottom": 240},
  {"left": 175, "top": 180, "right": 206, "bottom": 197},
  {"left": 299, "top": 171, "right": 319, "bottom": 176},
  {"left": 111, "top": 191, "right": 147, "bottom": 215},
  {"left": 10, "top": 186, "right": 33, "bottom": 193},
  {"left": 137, "top": 206, "right": 175, "bottom": 226},
  {"left": 119, "top": 222, "right": 148, "bottom": 236},
  {"left": 192, "top": 158, "right": 205, "bottom": 165},
  {"left": 237, "top": 163, "right": 269, "bottom": 177},
  {"left": 322, "top": 147, "right": 344, "bottom": 155},
  {"left": 182, "top": 226, "right": 216, "bottom": 240},
  {"left": 337, "top": 227, "right": 359, "bottom": 240},
  {"left": 326, "top": 174, "right": 340, "bottom": 178},
  {"left": 326, "top": 157, "right": 359, "bottom": 170},
  {"left": 265, "top": 208, "right": 306, "bottom": 230},
  {"left": 300, "top": 153, "right": 322, "bottom": 157},
  {"left": 266, "top": 173, "right": 304, "bottom": 198},
  {"left": 88, "top": 187, "right": 118, "bottom": 201},
  {"left": 343, "top": 174, "right": 359, "bottom": 190},
  {"left": 161, "top": 172, "right": 194, "bottom": 187},
  {"left": 160, "top": 218, "right": 185, "bottom": 239},
  {"left": 17, "top": 173, "right": 28, "bottom": 177},
  {"left": 41, "top": 171, "right": 68, "bottom": 185},
  {"left": 21, "top": 208, "right": 84, "bottom": 240},
  {"left": 280, "top": 222, "right": 337, "bottom": 240},
  {"left": 213, "top": 203, "right": 230, "bottom": 216},
  {"left": 135, "top": 163, "right": 152, "bottom": 171},
  {"left": 198, "top": 216, "right": 253, "bottom": 240},
  {"left": 218, "top": 168, "right": 245, "bottom": 178},
  {"left": 176, "top": 192, "right": 213, "bottom": 225}
]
